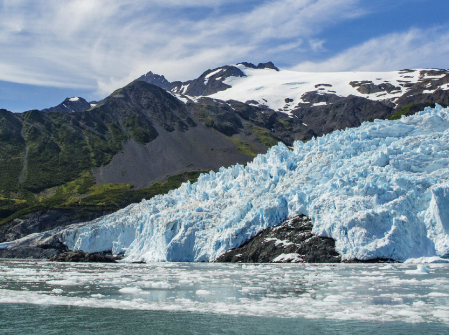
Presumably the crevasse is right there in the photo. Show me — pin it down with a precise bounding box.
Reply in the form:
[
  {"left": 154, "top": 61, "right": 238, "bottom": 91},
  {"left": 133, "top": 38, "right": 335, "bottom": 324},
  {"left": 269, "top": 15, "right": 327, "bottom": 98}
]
[{"left": 61, "top": 105, "right": 449, "bottom": 262}]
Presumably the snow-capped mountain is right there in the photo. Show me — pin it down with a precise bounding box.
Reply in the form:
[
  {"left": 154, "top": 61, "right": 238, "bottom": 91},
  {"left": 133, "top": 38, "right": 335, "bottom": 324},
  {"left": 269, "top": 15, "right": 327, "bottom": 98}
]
[
  {"left": 137, "top": 62, "right": 449, "bottom": 115},
  {"left": 4, "top": 104, "right": 449, "bottom": 263}
]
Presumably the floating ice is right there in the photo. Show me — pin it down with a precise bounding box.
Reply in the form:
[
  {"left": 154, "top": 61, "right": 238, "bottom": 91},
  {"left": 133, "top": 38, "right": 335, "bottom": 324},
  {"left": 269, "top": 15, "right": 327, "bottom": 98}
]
[
  {"left": 4, "top": 106, "right": 449, "bottom": 263},
  {"left": 2, "top": 261, "right": 449, "bottom": 324},
  {"left": 404, "top": 257, "right": 449, "bottom": 264},
  {"left": 405, "top": 265, "right": 430, "bottom": 274},
  {"left": 118, "top": 287, "right": 143, "bottom": 294}
]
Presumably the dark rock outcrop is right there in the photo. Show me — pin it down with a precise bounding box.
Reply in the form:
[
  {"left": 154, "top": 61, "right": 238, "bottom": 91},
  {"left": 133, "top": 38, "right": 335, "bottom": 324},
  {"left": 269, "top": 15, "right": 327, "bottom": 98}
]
[
  {"left": 349, "top": 81, "right": 401, "bottom": 94},
  {"left": 137, "top": 65, "right": 246, "bottom": 97},
  {"left": 49, "top": 250, "right": 122, "bottom": 263},
  {"left": 290, "top": 92, "right": 395, "bottom": 140},
  {"left": 135, "top": 71, "right": 173, "bottom": 90},
  {"left": 214, "top": 215, "right": 341, "bottom": 263},
  {"left": 237, "top": 61, "right": 279, "bottom": 71}
]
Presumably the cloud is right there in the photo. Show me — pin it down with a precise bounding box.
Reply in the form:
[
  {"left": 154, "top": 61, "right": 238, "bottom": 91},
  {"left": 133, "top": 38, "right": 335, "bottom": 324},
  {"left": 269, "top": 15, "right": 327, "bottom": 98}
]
[
  {"left": 0, "top": 0, "right": 366, "bottom": 97},
  {"left": 292, "top": 27, "right": 449, "bottom": 72}
]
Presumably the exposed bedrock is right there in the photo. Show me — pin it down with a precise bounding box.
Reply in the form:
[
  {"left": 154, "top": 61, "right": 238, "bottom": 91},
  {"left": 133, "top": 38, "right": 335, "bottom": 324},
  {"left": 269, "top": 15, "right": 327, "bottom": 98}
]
[{"left": 214, "top": 215, "right": 341, "bottom": 263}]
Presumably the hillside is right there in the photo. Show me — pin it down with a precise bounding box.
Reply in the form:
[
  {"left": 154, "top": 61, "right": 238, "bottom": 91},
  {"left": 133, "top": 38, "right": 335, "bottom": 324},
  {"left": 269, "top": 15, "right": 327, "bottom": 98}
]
[{"left": 0, "top": 80, "right": 284, "bottom": 236}]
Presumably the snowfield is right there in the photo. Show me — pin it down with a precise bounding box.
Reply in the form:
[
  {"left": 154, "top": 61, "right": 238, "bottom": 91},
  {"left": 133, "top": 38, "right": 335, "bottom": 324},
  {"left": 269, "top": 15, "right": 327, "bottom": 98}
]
[
  {"left": 207, "top": 65, "right": 427, "bottom": 114},
  {"left": 49, "top": 105, "right": 449, "bottom": 263}
]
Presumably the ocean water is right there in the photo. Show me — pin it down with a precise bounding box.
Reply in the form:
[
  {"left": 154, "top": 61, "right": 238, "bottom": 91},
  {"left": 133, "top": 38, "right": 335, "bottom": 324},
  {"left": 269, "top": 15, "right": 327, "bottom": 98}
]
[{"left": 0, "top": 261, "right": 448, "bottom": 334}]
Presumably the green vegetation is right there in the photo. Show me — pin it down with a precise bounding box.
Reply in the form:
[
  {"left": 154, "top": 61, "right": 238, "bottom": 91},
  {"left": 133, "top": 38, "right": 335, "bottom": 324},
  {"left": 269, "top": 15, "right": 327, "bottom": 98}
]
[
  {"left": 249, "top": 126, "right": 279, "bottom": 147},
  {"left": 17, "top": 109, "right": 130, "bottom": 193},
  {"left": 389, "top": 102, "right": 436, "bottom": 120},
  {"left": 0, "top": 171, "right": 207, "bottom": 226},
  {"left": 0, "top": 110, "right": 25, "bottom": 195},
  {"left": 123, "top": 113, "right": 157, "bottom": 144},
  {"left": 231, "top": 140, "right": 258, "bottom": 157}
]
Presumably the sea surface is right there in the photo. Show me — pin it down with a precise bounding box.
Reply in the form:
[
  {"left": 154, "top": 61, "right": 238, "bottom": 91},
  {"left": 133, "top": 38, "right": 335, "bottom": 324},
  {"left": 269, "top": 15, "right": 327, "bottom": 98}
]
[{"left": 0, "top": 260, "right": 448, "bottom": 334}]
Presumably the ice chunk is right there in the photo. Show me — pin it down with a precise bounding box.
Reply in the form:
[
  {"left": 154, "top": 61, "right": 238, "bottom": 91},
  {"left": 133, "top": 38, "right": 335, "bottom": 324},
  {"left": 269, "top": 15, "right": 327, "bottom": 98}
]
[{"left": 118, "top": 287, "right": 143, "bottom": 294}]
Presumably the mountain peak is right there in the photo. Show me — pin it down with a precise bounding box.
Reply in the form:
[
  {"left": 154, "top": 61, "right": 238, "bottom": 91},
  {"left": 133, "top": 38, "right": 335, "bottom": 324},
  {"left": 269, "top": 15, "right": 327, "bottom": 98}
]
[
  {"left": 41, "top": 96, "right": 91, "bottom": 113},
  {"left": 237, "top": 61, "right": 279, "bottom": 71},
  {"left": 135, "top": 71, "right": 172, "bottom": 90}
]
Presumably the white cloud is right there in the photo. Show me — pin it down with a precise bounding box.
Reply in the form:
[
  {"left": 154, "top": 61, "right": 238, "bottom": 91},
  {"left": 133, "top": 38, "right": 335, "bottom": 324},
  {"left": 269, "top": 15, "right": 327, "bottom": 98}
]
[
  {"left": 0, "top": 0, "right": 378, "bottom": 97},
  {"left": 292, "top": 27, "right": 449, "bottom": 72}
]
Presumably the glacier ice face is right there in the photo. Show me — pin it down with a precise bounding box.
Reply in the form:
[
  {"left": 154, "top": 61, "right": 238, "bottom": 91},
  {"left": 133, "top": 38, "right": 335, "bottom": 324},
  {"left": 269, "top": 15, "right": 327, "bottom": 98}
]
[{"left": 58, "top": 105, "right": 449, "bottom": 262}]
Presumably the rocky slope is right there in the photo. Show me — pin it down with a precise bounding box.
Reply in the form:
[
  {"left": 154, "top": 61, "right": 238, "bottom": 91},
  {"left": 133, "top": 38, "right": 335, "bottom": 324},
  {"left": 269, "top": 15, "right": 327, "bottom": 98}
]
[{"left": 214, "top": 215, "right": 341, "bottom": 263}]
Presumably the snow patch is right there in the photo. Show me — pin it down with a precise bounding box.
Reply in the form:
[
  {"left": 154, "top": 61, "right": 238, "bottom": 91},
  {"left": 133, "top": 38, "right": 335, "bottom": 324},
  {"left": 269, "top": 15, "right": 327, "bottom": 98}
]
[
  {"left": 69, "top": 97, "right": 80, "bottom": 102},
  {"left": 204, "top": 69, "right": 223, "bottom": 85},
  {"left": 312, "top": 102, "right": 327, "bottom": 107}
]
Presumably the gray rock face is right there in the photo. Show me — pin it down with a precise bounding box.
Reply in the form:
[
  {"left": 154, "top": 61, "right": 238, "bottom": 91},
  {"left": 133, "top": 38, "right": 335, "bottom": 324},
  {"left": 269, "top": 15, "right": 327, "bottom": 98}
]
[
  {"left": 290, "top": 91, "right": 394, "bottom": 140},
  {"left": 214, "top": 215, "right": 341, "bottom": 263},
  {"left": 135, "top": 71, "right": 172, "bottom": 90}
]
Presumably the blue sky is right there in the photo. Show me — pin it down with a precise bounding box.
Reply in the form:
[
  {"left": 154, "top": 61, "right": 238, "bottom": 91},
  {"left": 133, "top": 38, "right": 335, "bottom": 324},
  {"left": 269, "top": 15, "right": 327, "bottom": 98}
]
[{"left": 1, "top": 0, "right": 448, "bottom": 112}]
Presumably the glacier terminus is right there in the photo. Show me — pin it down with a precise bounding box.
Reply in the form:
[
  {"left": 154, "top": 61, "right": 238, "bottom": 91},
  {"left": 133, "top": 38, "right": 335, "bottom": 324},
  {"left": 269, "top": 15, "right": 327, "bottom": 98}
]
[{"left": 3, "top": 105, "right": 449, "bottom": 263}]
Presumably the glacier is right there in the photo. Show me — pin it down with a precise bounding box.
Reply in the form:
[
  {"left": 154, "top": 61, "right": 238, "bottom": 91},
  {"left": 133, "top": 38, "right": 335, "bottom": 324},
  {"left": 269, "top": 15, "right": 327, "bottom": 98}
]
[{"left": 27, "top": 105, "right": 449, "bottom": 262}]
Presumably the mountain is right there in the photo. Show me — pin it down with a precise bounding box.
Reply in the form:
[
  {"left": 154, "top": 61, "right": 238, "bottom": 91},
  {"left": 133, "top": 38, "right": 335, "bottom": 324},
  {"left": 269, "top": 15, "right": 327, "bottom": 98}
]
[
  {"left": 137, "top": 63, "right": 449, "bottom": 140},
  {"left": 0, "top": 80, "right": 286, "bottom": 241},
  {"left": 41, "top": 97, "right": 92, "bottom": 113},
  {"left": 136, "top": 62, "right": 278, "bottom": 97},
  {"left": 2, "top": 105, "right": 448, "bottom": 262},
  {"left": 1, "top": 61, "right": 449, "bottom": 259}
]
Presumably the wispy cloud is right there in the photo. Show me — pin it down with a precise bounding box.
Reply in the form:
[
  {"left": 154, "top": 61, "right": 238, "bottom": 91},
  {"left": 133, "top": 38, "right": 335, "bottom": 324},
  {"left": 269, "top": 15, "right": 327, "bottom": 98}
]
[
  {"left": 0, "top": 0, "right": 365, "bottom": 97},
  {"left": 292, "top": 27, "right": 449, "bottom": 72}
]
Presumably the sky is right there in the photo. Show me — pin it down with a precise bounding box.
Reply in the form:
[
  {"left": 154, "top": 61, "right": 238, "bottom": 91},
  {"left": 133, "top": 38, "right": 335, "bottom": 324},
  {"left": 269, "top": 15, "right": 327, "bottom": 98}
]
[{"left": 1, "top": 0, "right": 448, "bottom": 112}]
